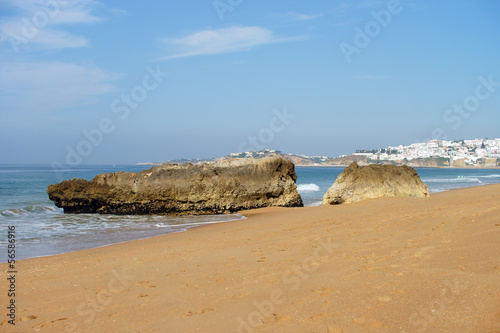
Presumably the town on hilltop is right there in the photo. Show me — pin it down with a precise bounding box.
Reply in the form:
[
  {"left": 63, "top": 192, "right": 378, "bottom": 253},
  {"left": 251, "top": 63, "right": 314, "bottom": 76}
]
[
  {"left": 351, "top": 138, "right": 500, "bottom": 168},
  {"left": 228, "top": 138, "right": 500, "bottom": 168},
  {"left": 139, "top": 138, "right": 500, "bottom": 168}
]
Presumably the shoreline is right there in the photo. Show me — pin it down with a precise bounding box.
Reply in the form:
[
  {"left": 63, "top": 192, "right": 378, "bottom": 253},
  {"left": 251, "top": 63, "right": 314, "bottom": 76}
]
[
  {"left": 0, "top": 214, "right": 248, "bottom": 263},
  {"left": 1, "top": 184, "right": 499, "bottom": 332},
  {"left": 5, "top": 181, "right": 500, "bottom": 263}
]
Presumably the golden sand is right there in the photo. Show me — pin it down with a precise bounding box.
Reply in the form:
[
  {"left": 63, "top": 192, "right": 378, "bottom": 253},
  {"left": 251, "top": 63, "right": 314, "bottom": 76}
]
[{"left": 1, "top": 184, "right": 499, "bottom": 332}]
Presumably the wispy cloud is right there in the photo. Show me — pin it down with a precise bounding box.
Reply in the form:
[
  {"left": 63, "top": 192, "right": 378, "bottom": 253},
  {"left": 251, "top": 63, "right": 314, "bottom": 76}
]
[
  {"left": 157, "top": 26, "right": 307, "bottom": 60},
  {"left": 0, "top": 0, "right": 115, "bottom": 51},
  {"left": 353, "top": 75, "right": 392, "bottom": 80},
  {"left": 109, "top": 7, "right": 129, "bottom": 17},
  {"left": 4, "top": 0, "right": 103, "bottom": 24},
  {"left": 0, "top": 61, "right": 121, "bottom": 114},
  {"left": 1, "top": 20, "right": 90, "bottom": 50},
  {"left": 273, "top": 12, "right": 323, "bottom": 22}
]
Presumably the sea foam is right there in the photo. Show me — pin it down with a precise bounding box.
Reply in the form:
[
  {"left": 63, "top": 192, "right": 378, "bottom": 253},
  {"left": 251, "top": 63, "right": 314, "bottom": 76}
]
[{"left": 297, "top": 183, "right": 321, "bottom": 192}]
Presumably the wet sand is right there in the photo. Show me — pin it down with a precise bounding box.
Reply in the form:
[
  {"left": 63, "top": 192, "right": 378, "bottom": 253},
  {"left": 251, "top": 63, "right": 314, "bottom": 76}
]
[{"left": 1, "top": 184, "right": 499, "bottom": 332}]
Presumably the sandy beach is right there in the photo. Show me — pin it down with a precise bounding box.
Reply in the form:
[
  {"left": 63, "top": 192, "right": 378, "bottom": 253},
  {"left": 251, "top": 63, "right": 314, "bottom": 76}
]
[{"left": 1, "top": 184, "right": 499, "bottom": 332}]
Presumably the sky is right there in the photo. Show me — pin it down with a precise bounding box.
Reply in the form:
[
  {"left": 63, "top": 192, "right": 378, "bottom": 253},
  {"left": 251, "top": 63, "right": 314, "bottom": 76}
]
[{"left": 0, "top": 0, "right": 499, "bottom": 165}]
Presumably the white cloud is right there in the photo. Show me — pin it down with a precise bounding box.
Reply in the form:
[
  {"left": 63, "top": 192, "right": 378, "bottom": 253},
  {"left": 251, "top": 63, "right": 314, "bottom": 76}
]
[
  {"left": 274, "top": 12, "right": 323, "bottom": 22},
  {"left": 0, "top": 1, "right": 126, "bottom": 116},
  {"left": 158, "top": 26, "right": 306, "bottom": 60},
  {"left": 109, "top": 7, "right": 129, "bottom": 17},
  {"left": 1, "top": 20, "right": 90, "bottom": 51},
  {"left": 0, "top": 0, "right": 116, "bottom": 51},
  {"left": 34, "top": 28, "right": 89, "bottom": 48},
  {"left": 0, "top": 61, "right": 121, "bottom": 114},
  {"left": 4, "top": 0, "right": 103, "bottom": 24}
]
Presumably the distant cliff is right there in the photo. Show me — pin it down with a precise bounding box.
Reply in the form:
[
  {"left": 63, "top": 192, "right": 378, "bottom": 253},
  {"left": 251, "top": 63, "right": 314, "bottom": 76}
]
[
  {"left": 406, "top": 157, "right": 450, "bottom": 168},
  {"left": 48, "top": 157, "right": 303, "bottom": 215}
]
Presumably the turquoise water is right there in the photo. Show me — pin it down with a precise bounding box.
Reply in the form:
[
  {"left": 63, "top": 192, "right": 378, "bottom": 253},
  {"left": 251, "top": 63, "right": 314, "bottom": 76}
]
[{"left": 1, "top": 164, "right": 499, "bottom": 260}]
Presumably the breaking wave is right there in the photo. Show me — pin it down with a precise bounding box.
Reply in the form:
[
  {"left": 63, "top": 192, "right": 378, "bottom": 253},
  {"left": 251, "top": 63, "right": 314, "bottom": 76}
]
[
  {"left": 0, "top": 205, "right": 62, "bottom": 218},
  {"left": 423, "top": 176, "right": 484, "bottom": 184},
  {"left": 297, "top": 183, "right": 321, "bottom": 192}
]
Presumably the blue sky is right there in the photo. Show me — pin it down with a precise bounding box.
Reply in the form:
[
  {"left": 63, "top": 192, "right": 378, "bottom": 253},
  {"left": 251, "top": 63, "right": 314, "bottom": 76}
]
[{"left": 1, "top": 0, "right": 499, "bottom": 164}]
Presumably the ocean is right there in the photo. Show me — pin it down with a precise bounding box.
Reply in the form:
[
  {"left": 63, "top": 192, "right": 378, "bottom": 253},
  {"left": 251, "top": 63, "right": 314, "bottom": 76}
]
[{"left": 1, "top": 164, "right": 499, "bottom": 261}]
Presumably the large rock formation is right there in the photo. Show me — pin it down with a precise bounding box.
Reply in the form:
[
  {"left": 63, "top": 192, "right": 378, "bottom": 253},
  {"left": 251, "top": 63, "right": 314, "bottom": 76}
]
[
  {"left": 322, "top": 162, "right": 429, "bottom": 205},
  {"left": 48, "top": 157, "right": 303, "bottom": 215}
]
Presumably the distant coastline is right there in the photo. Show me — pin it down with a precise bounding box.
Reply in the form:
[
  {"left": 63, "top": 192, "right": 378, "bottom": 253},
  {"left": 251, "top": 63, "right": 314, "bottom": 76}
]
[
  {"left": 138, "top": 138, "right": 500, "bottom": 169},
  {"left": 137, "top": 149, "right": 499, "bottom": 170},
  {"left": 137, "top": 160, "right": 499, "bottom": 169},
  {"left": 137, "top": 162, "right": 499, "bottom": 170},
  {"left": 293, "top": 164, "right": 500, "bottom": 169}
]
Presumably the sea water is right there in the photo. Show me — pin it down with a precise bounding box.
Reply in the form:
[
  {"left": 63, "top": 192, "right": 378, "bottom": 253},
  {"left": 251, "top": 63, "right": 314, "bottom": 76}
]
[
  {"left": 1, "top": 164, "right": 499, "bottom": 261},
  {"left": 0, "top": 165, "right": 245, "bottom": 261}
]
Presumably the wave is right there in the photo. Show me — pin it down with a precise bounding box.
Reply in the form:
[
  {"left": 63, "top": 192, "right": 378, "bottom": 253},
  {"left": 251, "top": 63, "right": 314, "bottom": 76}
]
[
  {"left": 423, "top": 176, "right": 483, "bottom": 184},
  {"left": 297, "top": 183, "right": 321, "bottom": 192},
  {"left": 154, "top": 215, "right": 246, "bottom": 229},
  {"left": 476, "top": 174, "right": 500, "bottom": 178},
  {"left": 0, "top": 205, "right": 62, "bottom": 218}
]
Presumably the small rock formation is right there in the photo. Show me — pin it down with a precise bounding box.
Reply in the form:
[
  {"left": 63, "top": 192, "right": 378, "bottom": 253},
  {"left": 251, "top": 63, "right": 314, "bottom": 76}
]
[
  {"left": 48, "top": 157, "right": 303, "bottom": 215},
  {"left": 322, "top": 162, "right": 429, "bottom": 205}
]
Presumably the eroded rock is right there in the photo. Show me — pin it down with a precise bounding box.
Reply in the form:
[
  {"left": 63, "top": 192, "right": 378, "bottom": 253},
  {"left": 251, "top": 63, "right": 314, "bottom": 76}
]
[
  {"left": 48, "top": 157, "right": 303, "bottom": 215},
  {"left": 322, "top": 162, "right": 429, "bottom": 205}
]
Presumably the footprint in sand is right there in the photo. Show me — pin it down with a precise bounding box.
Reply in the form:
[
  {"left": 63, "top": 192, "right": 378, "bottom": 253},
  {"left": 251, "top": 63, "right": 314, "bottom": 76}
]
[
  {"left": 37, "top": 317, "right": 69, "bottom": 328},
  {"left": 184, "top": 308, "right": 215, "bottom": 317},
  {"left": 96, "top": 289, "right": 113, "bottom": 297}
]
